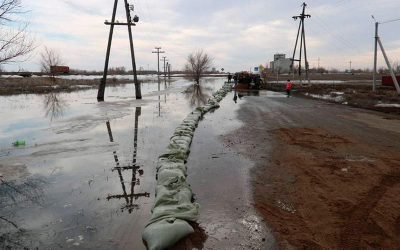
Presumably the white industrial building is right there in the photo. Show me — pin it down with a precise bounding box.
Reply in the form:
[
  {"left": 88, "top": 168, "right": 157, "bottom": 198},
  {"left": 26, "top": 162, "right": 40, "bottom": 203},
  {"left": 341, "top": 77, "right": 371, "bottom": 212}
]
[{"left": 269, "top": 54, "right": 292, "bottom": 73}]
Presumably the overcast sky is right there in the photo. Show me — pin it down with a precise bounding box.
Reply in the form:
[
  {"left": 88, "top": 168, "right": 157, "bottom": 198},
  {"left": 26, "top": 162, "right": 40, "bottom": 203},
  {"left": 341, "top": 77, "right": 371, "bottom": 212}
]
[{"left": 5, "top": 0, "right": 400, "bottom": 72}]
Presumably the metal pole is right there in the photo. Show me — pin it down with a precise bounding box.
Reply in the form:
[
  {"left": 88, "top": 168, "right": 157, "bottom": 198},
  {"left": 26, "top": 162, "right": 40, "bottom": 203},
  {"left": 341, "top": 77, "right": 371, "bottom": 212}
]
[
  {"left": 373, "top": 22, "right": 378, "bottom": 92},
  {"left": 98, "top": 0, "right": 119, "bottom": 100},
  {"left": 299, "top": 19, "right": 303, "bottom": 84},
  {"left": 124, "top": 0, "right": 141, "bottom": 99},
  {"left": 291, "top": 21, "right": 302, "bottom": 72},
  {"left": 377, "top": 37, "right": 400, "bottom": 94},
  {"left": 302, "top": 18, "right": 310, "bottom": 83}
]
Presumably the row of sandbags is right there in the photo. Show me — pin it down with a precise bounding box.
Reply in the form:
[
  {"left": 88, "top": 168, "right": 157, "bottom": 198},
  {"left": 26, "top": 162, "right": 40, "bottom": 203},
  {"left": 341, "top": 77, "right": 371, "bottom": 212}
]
[{"left": 142, "top": 82, "right": 233, "bottom": 250}]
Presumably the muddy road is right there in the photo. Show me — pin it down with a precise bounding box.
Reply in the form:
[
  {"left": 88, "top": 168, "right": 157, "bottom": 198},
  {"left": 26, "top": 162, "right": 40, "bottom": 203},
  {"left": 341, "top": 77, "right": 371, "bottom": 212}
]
[{"left": 222, "top": 91, "right": 400, "bottom": 249}]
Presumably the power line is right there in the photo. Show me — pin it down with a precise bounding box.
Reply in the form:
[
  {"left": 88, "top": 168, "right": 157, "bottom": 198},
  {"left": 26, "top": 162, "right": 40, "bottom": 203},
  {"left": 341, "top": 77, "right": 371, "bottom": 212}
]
[
  {"left": 132, "top": 0, "right": 157, "bottom": 45},
  {"left": 144, "top": 0, "right": 162, "bottom": 47},
  {"left": 313, "top": 0, "right": 352, "bottom": 14},
  {"left": 305, "top": 23, "right": 358, "bottom": 57},
  {"left": 58, "top": 0, "right": 104, "bottom": 17},
  {"left": 380, "top": 17, "right": 400, "bottom": 24},
  {"left": 308, "top": 7, "right": 369, "bottom": 55},
  {"left": 136, "top": 0, "right": 159, "bottom": 45}
]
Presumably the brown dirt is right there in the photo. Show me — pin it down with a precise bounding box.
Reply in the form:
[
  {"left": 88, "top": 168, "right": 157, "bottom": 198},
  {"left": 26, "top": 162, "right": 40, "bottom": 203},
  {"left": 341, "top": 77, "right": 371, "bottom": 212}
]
[
  {"left": 172, "top": 222, "right": 208, "bottom": 250},
  {"left": 222, "top": 123, "right": 400, "bottom": 249},
  {"left": 267, "top": 83, "right": 400, "bottom": 115}
]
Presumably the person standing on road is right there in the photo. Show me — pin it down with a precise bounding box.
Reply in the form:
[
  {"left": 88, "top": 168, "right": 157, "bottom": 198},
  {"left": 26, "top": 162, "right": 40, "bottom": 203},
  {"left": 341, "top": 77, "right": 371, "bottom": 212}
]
[
  {"left": 233, "top": 74, "right": 238, "bottom": 86},
  {"left": 286, "top": 79, "right": 292, "bottom": 97},
  {"left": 228, "top": 73, "right": 232, "bottom": 83}
]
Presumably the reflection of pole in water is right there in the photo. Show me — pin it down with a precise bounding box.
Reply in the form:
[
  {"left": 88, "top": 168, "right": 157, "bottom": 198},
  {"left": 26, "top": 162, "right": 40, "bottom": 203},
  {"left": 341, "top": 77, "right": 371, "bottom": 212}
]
[
  {"left": 158, "top": 79, "right": 161, "bottom": 117},
  {"left": 106, "top": 121, "right": 120, "bottom": 166},
  {"left": 164, "top": 77, "right": 167, "bottom": 103},
  {"left": 105, "top": 109, "right": 149, "bottom": 213}
]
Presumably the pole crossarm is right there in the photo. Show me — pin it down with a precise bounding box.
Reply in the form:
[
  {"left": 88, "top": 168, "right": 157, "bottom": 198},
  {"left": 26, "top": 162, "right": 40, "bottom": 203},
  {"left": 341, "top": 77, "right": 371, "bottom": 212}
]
[{"left": 105, "top": 21, "right": 136, "bottom": 26}]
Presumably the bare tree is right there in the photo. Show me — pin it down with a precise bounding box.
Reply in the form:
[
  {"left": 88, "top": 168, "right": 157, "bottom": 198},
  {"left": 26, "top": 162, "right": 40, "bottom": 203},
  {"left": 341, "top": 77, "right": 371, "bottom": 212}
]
[
  {"left": 392, "top": 60, "right": 400, "bottom": 74},
  {"left": 40, "top": 46, "right": 65, "bottom": 80},
  {"left": 183, "top": 50, "right": 214, "bottom": 84},
  {"left": 0, "top": 0, "right": 36, "bottom": 65}
]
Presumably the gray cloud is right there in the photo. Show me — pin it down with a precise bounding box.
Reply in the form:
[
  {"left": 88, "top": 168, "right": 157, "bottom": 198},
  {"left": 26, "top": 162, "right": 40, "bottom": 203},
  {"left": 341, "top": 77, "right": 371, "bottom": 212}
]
[{"left": 4, "top": 0, "right": 400, "bottom": 72}]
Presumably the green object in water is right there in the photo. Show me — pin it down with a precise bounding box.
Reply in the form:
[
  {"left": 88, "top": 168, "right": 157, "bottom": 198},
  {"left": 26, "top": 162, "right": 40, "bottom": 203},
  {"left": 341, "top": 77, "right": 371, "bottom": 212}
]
[{"left": 12, "top": 140, "right": 25, "bottom": 146}]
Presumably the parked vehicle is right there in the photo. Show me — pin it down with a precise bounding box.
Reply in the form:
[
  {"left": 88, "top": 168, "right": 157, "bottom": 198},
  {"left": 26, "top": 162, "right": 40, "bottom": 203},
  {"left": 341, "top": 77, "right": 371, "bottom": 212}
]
[{"left": 50, "top": 66, "right": 69, "bottom": 74}]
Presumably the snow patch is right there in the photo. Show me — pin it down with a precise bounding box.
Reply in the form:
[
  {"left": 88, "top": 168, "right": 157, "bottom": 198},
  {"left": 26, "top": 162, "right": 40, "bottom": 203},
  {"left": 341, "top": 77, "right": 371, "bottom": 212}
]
[{"left": 375, "top": 103, "right": 400, "bottom": 108}]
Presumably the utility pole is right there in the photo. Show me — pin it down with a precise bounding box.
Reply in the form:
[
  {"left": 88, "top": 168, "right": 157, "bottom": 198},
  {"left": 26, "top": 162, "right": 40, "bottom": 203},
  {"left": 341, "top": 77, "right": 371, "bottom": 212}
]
[
  {"left": 161, "top": 56, "right": 169, "bottom": 78},
  {"left": 97, "top": 0, "right": 141, "bottom": 100},
  {"left": 372, "top": 17, "right": 400, "bottom": 94},
  {"left": 290, "top": 2, "right": 311, "bottom": 84},
  {"left": 152, "top": 47, "right": 165, "bottom": 80},
  {"left": 168, "top": 64, "right": 171, "bottom": 78},
  {"left": 373, "top": 21, "right": 378, "bottom": 92}
]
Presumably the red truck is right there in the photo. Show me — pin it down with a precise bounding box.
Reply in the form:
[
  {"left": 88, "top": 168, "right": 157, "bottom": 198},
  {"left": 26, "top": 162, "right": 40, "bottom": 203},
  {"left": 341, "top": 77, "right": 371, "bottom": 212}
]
[
  {"left": 382, "top": 75, "right": 400, "bottom": 86},
  {"left": 50, "top": 66, "right": 69, "bottom": 74}
]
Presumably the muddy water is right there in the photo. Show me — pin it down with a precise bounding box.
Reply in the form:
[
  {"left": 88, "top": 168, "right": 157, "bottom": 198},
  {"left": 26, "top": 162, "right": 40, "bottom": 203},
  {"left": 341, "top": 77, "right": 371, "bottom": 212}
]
[
  {"left": 184, "top": 91, "right": 276, "bottom": 250},
  {"left": 0, "top": 78, "right": 223, "bottom": 249}
]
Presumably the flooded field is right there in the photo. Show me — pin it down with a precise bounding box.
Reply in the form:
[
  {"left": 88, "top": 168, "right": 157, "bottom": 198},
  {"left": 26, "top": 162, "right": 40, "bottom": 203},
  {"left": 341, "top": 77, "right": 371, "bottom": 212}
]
[{"left": 0, "top": 78, "right": 231, "bottom": 249}]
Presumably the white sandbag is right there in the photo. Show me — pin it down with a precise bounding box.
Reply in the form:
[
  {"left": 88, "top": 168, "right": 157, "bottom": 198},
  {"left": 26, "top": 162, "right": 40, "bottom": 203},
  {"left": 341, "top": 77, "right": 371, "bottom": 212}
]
[
  {"left": 157, "top": 168, "right": 186, "bottom": 183},
  {"left": 142, "top": 218, "right": 194, "bottom": 250}
]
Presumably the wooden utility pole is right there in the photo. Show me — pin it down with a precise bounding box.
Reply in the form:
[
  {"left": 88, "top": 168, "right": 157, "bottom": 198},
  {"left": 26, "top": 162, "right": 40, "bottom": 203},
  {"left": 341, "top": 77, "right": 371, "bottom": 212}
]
[
  {"left": 97, "top": 0, "right": 141, "bottom": 101},
  {"left": 290, "top": 2, "right": 311, "bottom": 83},
  {"left": 152, "top": 47, "right": 165, "bottom": 80}
]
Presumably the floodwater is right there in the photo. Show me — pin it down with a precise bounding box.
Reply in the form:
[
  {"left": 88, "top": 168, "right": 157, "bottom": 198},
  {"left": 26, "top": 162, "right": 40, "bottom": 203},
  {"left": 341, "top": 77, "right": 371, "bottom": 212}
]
[
  {"left": 0, "top": 78, "right": 275, "bottom": 250},
  {"left": 0, "top": 78, "right": 224, "bottom": 249}
]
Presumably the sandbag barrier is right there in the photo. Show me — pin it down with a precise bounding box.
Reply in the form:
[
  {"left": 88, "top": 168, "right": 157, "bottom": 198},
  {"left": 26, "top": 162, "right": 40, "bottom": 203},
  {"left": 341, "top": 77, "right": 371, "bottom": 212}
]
[{"left": 142, "top": 82, "right": 233, "bottom": 250}]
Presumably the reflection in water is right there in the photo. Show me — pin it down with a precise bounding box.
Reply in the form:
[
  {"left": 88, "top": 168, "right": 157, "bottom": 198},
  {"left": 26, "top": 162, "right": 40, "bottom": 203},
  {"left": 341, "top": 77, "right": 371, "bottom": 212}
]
[
  {"left": 184, "top": 83, "right": 213, "bottom": 108},
  {"left": 105, "top": 107, "right": 149, "bottom": 213},
  {"left": 43, "top": 93, "right": 69, "bottom": 121},
  {"left": 0, "top": 176, "right": 47, "bottom": 249},
  {"left": 155, "top": 78, "right": 169, "bottom": 117}
]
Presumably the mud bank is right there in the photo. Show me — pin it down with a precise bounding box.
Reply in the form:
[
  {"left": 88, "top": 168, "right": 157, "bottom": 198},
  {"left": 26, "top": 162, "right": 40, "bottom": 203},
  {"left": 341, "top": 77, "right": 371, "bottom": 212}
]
[
  {"left": 267, "top": 83, "right": 400, "bottom": 115},
  {"left": 221, "top": 92, "right": 400, "bottom": 249}
]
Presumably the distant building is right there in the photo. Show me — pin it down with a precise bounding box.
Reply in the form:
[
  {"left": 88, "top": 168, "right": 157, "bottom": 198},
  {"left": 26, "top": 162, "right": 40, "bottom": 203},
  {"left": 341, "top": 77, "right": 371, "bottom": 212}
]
[
  {"left": 270, "top": 53, "right": 292, "bottom": 73},
  {"left": 211, "top": 68, "right": 216, "bottom": 73}
]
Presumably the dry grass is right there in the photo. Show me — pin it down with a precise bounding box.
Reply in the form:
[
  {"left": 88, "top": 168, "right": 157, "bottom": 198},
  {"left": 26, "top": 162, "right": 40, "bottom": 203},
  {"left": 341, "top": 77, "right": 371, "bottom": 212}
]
[{"left": 0, "top": 77, "right": 165, "bottom": 95}]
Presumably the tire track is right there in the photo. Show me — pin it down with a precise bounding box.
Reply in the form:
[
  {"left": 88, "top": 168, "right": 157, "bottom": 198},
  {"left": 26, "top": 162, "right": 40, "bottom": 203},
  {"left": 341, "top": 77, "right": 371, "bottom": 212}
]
[{"left": 339, "top": 171, "right": 400, "bottom": 249}]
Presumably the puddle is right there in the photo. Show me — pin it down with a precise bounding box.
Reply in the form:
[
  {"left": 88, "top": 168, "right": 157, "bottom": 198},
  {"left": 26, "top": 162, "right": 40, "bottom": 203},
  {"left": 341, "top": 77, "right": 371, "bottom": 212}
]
[
  {"left": 0, "top": 77, "right": 224, "bottom": 249},
  {"left": 185, "top": 91, "right": 277, "bottom": 249}
]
